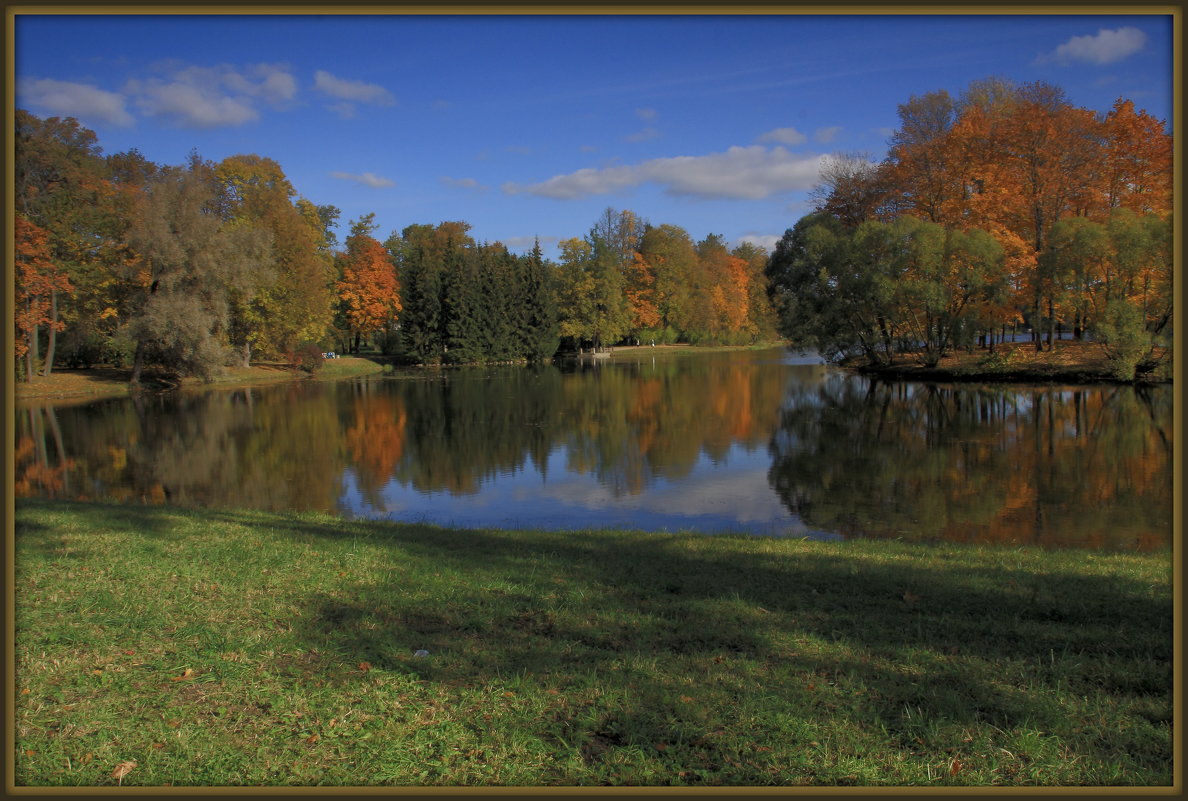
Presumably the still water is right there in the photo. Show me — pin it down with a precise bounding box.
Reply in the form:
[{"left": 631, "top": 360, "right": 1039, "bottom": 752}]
[{"left": 14, "top": 348, "right": 1173, "bottom": 551}]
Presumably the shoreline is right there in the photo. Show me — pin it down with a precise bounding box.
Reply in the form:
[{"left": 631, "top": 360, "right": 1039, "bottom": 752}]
[
  {"left": 13, "top": 356, "right": 387, "bottom": 403},
  {"left": 841, "top": 340, "right": 1172, "bottom": 386},
  {"left": 13, "top": 340, "right": 1170, "bottom": 403}
]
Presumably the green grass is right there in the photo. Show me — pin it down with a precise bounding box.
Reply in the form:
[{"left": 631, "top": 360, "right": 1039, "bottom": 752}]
[
  {"left": 13, "top": 499, "right": 1173, "bottom": 787},
  {"left": 310, "top": 355, "right": 386, "bottom": 380}
]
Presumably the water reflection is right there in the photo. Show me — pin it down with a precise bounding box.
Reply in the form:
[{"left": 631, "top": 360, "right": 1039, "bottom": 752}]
[
  {"left": 14, "top": 349, "right": 1172, "bottom": 551},
  {"left": 768, "top": 375, "right": 1172, "bottom": 551}
]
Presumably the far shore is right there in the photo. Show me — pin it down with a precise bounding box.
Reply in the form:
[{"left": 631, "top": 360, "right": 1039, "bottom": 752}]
[
  {"left": 13, "top": 338, "right": 1169, "bottom": 403},
  {"left": 13, "top": 356, "right": 386, "bottom": 403}
]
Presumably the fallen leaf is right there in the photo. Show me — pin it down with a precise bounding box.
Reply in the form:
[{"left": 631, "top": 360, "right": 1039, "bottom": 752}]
[
  {"left": 546, "top": 689, "right": 560, "bottom": 696},
  {"left": 358, "top": 662, "right": 371, "bottom": 672},
  {"left": 170, "top": 668, "right": 194, "bottom": 682},
  {"left": 305, "top": 733, "right": 319, "bottom": 744},
  {"left": 503, "top": 691, "right": 516, "bottom": 698},
  {"left": 91, "top": 670, "right": 103, "bottom": 676},
  {"left": 902, "top": 590, "right": 921, "bottom": 606},
  {"left": 111, "top": 760, "right": 136, "bottom": 783},
  {"left": 21, "top": 688, "right": 29, "bottom": 695},
  {"left": 166, "top": 719, "right": 181, "bottom": 728},
  {"left": 655, "top": 743, "right": 668, "bottom": 751},
  {"left": 25, "top": 750, "right": 35, "bottom": 757},
  {"left": 122, "top": 649, "right": 136, "bottom": 656},
  {"left": 950, "top": 758, "right": 962, "bottom": 776},
  {"left": 679, "top": 695, "right": 695, "bottom": 703},
  {"left": 152, "top": 743, "right": 165, "bottom": 750}
]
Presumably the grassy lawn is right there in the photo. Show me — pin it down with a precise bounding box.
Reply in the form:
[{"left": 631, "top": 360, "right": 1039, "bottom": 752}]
[{"left": 13, "top": 499, "right": 1173, "bottom": 787}]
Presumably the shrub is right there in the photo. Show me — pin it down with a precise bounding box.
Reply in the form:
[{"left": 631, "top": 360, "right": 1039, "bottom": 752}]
[
  {"left": 1094, "top": 299, "right": 1153, "bottom": 382},
  {"left": 288, "top": 342, "right": 325, "bottom": 373}
]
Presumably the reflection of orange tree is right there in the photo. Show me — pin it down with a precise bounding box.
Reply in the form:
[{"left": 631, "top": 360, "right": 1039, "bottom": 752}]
[
  {"left": 344, "top": 386, "right": 407, "bottom": 505},
  {"left": 13, "top": 406, "right": 76, "bottom": 498},
  {"left": 563, "top": 358, "right": 791, "bottom": 495},
  {"left": 768, "top": 379, "right": 1172, "bottom": 550}
]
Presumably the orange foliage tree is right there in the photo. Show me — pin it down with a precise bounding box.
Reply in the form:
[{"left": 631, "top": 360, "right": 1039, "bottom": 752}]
[
  {"left": 15, "top": 215, "right": 73, "bottom": 380},
  {"left": 337, "top": 214, "right": 402, "bottom": 353}
]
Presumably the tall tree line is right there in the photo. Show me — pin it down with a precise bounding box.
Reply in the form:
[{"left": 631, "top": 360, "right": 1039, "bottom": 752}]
[
  {"left": 767, "top": 78, "right": 1173, "bottom": 380},
  {"left": 13, "top": 109, "right": 780, "bottom": 381}
]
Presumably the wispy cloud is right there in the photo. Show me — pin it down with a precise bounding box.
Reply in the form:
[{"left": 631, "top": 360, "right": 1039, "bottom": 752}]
[
  {"left": 502, "top": 145, "right": 827, "bottom": 201},
  {"left": 17, "top": 77, "right": 135, "bottom": 127},
  {"left": 625, "top": 107, "right": 662, "bottom": 142},
  {"left": 1039, "top": 27, "right": 1147, "bottom": 65},
  {"left": 814, "top": 126, "right": 842, "bottom": 144},
  {"left": 313, "top": 70, "right": 395, "bottom": 117},
  {"left": 440, "top": 176, "right": 489, "bottom": 191},
  {"left": 123, "top": 62, "right": 296, "bottom": 128},
  {"left": 330, "top": 171, "right": 395, "bottom": 188},
  {"left": 625, "top": 127, "right": 661, "bottom": 143},
  {"left": 757, "top": 126, "right": 807, "bottom": 146}
]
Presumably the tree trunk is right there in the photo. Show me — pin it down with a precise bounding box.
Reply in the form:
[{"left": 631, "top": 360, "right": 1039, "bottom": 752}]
[
  {"left": 130, "top": 339, "right": 146, "bottom": 385},
  {"left": 28, "top": 312, "right": 40, "bottom": 380},
  {"left": 43, "top": 289, "right": 59, "bottom": 376},
  {"left": 241, "top": 339, "right": 252, "bottom": 369},
  {"left": 1047, "top": 298, "right": 1056, "bottom": 350}
]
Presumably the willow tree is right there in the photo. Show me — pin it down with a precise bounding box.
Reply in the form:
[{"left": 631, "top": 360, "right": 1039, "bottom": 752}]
[{"left": 122, "top": 157, "right": 271, "bottom": 383}]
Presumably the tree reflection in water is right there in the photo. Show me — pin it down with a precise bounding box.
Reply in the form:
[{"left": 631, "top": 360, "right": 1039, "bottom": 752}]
[{"left": 15, "top": 350, "right": 1172, "bottom": 551}]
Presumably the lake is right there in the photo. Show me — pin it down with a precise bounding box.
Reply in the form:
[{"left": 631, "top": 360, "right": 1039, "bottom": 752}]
[{"left": 14, "top": 347, "right": 1173, "bottom": 551}]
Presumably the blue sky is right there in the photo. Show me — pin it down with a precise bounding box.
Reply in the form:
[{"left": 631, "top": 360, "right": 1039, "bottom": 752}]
[{"left": 13, "top": 12, "right": 1175, "bottom": 258}]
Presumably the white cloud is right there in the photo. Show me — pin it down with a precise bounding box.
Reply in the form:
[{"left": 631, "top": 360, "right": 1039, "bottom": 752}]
[
  {"left": 440, "top": 176, "right": 489, "bottom": 191},
  {"left": 330, "top": 171, "right": 395, "bottom": 188},
  {"left": 502, "top": 145, "right": 828, "bottom": 201},
  {"left": 757, "top": 126, "right": 807, "bottom": 146},
  {"left": 313, "top": 70, "right": 396, "bottom": 105},
  {"left": 814, "top": 126, "right": 842, "bottom": 143},
  {"left": 497, "top": 235, "right": 558, "bottom": 252},
  {"left": 124, "top": 62, "right": 297, "bottom": 128},
  {"left": 1043, "top": 27, "right": 1147, "bottom": 65},
  {"left": 635, "top": 107, "right": 658, "bottom": 121},
  {"left": 736, "top": 233, "right": 780, "bottom": 253},
  {"left": 17, "top": 78, "right": 134, "bottom": 127}
]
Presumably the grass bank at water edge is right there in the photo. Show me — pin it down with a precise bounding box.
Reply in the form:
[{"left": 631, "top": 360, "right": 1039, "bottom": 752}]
[{"left": 12, "top": 499, "right": 1174, "bottom": 787}]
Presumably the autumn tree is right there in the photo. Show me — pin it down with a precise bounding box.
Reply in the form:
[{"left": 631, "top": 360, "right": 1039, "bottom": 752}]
[
  {"left": 555, "top": 236, "right": 630, "bottom": 352},
  {"left": 216, "top": 154, "right": 336, "bottom": 364},
  {"left": 15, "top": 216, "right": 73, "bottom": 380},
  {"left": 14, "top": 110, "right": 113, "bottom": 375},
  {"left": 337, "top": 213, "right": 401, "bottom": 354},
  {"left": 121, "top": 156, "right": 272, "bottom": 383},
  {"left": 637, "top": 223, "right": 698, "bottom": 343}
]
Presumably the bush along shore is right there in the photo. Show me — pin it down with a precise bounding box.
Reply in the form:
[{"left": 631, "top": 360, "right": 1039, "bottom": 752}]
[{"left": 14, "top": 499, "right": 1173, "bottom": 787}]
